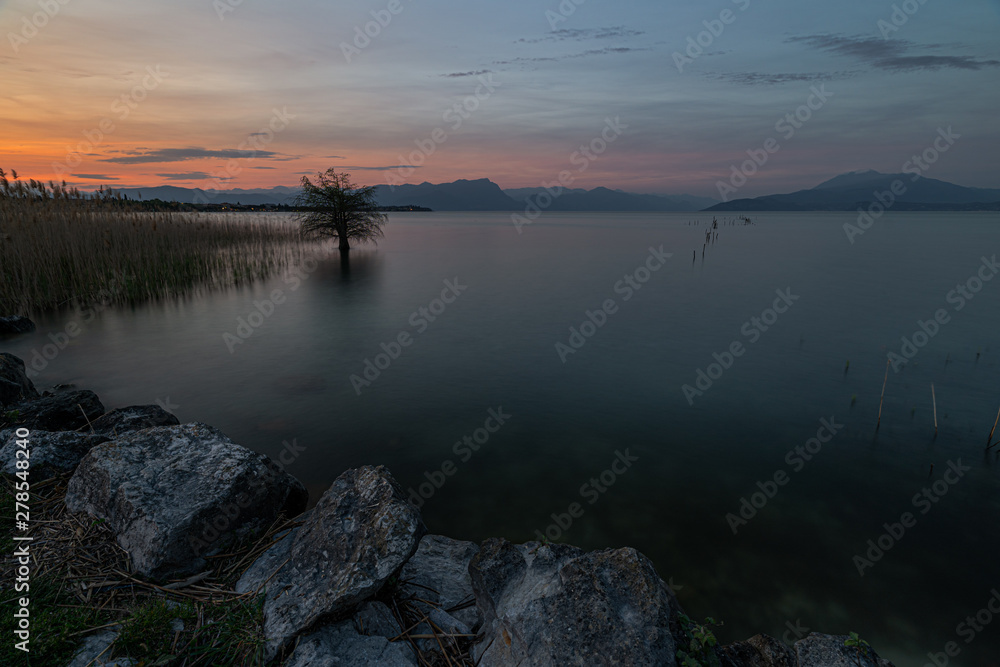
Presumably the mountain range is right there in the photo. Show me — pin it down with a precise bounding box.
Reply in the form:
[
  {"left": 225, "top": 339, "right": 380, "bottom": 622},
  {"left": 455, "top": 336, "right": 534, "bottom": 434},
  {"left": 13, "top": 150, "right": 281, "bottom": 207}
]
[
  {"left": 706, "top": 170, "right": 1000, "bottom": 211},
  {"left": 104, "top": 171, "right": 1000, "bottom": 211}
]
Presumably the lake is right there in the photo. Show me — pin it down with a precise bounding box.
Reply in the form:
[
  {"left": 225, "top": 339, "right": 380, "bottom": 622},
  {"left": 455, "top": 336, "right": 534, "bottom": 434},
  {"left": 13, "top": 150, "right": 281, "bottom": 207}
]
[{"left": 5, "top": 210, "right": 999, "bottom": 665}]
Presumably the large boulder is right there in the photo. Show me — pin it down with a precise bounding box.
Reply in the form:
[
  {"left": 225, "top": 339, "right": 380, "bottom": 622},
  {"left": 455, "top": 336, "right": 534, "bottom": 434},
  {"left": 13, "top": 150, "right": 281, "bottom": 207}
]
[
  {"left": 469, "top": 538, "right": 681, "bottom": 666},
  {"left": 11, "top": 389, "right": 104, "bottom": 431},
  {"left": 398, "top": 534, "right": 480, "bottom": 630},
  {"left": 794, "top": 633, "right": 894, "bottom": 667},
  {"left": 0, "top": 429, "right": 110, "bottom": 478},
  {"left": 258, "top": 465, "right": 425, "bottom": 659},
  {"left": 0, "top": 353, "right": 38, "bottom": 410},
  {"left": 0, "top": 316, "right": 35, "bottom": 335},
  {"left": 90, "top": 405, "right": 180, "bottom": 436},
  {"left": 284, "top": 602, "right": 418, "bottom": 667},
  {"left": 64, "top": 423, "right": 308, "bottom": 578}
]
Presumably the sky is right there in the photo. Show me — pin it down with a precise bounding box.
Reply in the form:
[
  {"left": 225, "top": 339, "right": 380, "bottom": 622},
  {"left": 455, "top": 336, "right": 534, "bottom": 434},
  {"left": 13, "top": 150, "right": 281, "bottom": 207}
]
[{"left": 2, "top": 0, "right": 999, "bottom": 198}]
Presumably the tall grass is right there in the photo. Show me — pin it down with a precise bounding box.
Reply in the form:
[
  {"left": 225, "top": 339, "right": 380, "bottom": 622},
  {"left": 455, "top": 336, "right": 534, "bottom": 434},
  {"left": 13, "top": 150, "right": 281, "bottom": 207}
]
[{"left": 0, "top": 169, "right": 314, "bottom": 313}]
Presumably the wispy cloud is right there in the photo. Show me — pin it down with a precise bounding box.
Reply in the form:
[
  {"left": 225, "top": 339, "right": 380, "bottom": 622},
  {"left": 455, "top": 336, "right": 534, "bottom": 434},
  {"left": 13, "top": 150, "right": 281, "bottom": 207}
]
[
  {"left": 517, "top": 27, "right": 643, "bottom": 44},
  {"left": 788, "top": 34, "right": 1000, "bottom": 71},
  {"left": 100, "top": 147, "right": 290, "bottom": 165},
  {"left": 71, "top": 173, "right": 119, "bottom": 180},
  {"left": 336, "top": 165, "right": 423, "bottom": 171},
  {"left": 495, "top": 46, "right": 647, "bottom": 65},
  {"left": 442, "top": 69, "right": 493, "bottom": 78},
  {"left": 709, "top": 71, "right": 853, "bottom": 85},
  {"left": 155, "top": 172, "right": 211, "bottom": 180}
]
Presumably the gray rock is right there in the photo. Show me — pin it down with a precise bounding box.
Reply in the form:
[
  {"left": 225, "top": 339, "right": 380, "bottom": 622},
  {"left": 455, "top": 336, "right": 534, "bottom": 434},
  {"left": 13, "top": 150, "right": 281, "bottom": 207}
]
[
  {"left": 261, "top": 465, "right": 425, "bottom": 660},
  {"left": 398, "top": 534, "right": 480, "bottom": 630},
  {"left": 720, "top": 634, "right": 797, "bottom": 666},
  {"left": 354, "top": 601, "right": 403, "bottom": 639},
  {"left": 794, "top": 633, "right": 895, "bottom": 667},
  {"left": 234, "top": 520, "right": 305, "bottom": 595},
  {"left": 0, "top": 316, "right": 35, "bottom": 335},
  {"left": 0, "top": 429, "right": 110, "bottom": 478},
  {"left": 65, "top": 630, "right": 134, "bottom": 667},
  {"left": 64, "top": 423, "right": 308, "bottom": 578},
  {"left": 284, "top": 611, "right": 417, "bottom": 667},
  {"left": 0, "top": 353, "right": 38, "bottom": 409},
  {"left": 90, "top": 405, "right": 180, "bottom": 436},
  {"left": 11, "top": 389, "right": 104, "bottom": 431},
  {"left": 469, "top": 538, "right": 681, "bottom": 667}
]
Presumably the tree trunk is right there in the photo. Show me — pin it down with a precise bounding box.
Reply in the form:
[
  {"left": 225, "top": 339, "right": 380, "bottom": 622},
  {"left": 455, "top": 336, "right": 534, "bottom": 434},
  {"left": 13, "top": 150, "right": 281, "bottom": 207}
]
[{"left": 338, "top": 219, "right": 350, "bottom": 251}]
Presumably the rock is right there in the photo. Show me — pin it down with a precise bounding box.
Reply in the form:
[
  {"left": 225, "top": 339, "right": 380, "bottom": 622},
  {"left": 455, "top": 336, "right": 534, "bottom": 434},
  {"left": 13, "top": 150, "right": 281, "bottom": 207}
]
[
  {"left": 0, "top": 316, "right": 35, "bottom": 335},
  {"left": 65, "top": 630, "right": 134, "bottom": 667},
  {"left": 64, "top": 423, "right": 308, "bottom": 578},
  {"left": 0, "top": 429, "right": 110, "bottom": 478},
  {"left": 260, "top": 465, "right": 425, "bottom": 659},
  {"left": 11, "top": 389, "right": 104, "bottom": 431},
  {"left": 469, "top": 539, "right": 681, "bottom": 666},
  {"left": 234, "top": 519, "right": 306, "bottom": 595},
  {"left": 794, "top": 633, "right": 895, "bottom": 667},
  {"left": 285, "top": 602, "right": 418, "bottom": 667},
  {"left": 399, "top": 534, "right": 480, "bottom": 630},
  {"left": 90, "top": 405, "right": 180, "bottom": 436},
  {"left": 720, "top": 634, "right": 797, "bottom": 666},
  {"left": 0, "top": 353, "right": 38, "bottom": 410}
]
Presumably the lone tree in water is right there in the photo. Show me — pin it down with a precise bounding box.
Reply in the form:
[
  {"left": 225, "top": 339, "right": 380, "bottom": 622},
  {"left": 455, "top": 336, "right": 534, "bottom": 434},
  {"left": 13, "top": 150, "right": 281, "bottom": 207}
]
[{"left": 295, "top": 169, "right": 386, "bottom": 251}]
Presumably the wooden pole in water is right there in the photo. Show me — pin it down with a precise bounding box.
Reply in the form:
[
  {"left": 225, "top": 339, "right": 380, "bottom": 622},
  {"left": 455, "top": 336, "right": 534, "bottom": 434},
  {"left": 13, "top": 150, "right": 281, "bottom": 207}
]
[
  {"left": 987, "top": 404, "right": 1000, "bottom": 450},
  {"left": 876, "top": 360, "right": 890, "bottom": 430},
  {"left": 931, "top": 383, "right": 938, "bottom": 435}
]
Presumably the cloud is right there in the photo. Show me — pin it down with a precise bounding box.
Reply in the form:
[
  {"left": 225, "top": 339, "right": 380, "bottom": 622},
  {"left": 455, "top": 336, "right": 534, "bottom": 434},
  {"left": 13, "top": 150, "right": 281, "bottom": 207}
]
[
  {"left": 788, "top": 34, "right": 1000, "bottom": 71},
  {"left": 155, "top": 172, "right": 211, "bottom": 180},
  {"left": 442, "top": 69, "right": 493, "bottom": 78},
  {"left": 495, "top": 46, "right": 647, "bottom": 65},
  {"left": 100, "top": 147, "right": 287, "bottom": 164},
  {"left": 517, "top": 27, "right": 643, "bottom": 44},
  {"left": 336, "top": 165, "right": 423, "bottom": 171},
  {"left": 71, "top": 174, "right": 119, "bottom": 180},
  {"left": 709, "top": 71, "right": 854, "bottom": 85}
]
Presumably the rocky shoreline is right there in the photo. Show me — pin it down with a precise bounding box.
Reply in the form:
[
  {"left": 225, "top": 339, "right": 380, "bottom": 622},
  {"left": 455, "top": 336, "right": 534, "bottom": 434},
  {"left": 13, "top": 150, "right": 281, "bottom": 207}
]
[{"left": 0, "top": 350, "right": 896, "bottom": 666}]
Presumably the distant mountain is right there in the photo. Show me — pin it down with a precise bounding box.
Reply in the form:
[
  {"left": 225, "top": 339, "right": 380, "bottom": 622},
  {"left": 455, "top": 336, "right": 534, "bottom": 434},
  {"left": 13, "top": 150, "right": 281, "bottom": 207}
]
[
  {"left": 372, "top": 178, "right": 715, "bottom": 211},
  {"left": 706, "top": 171, "right": 1000, "bottom": 211},
  {"left": 504, "top": 186, "right": 715, "bottom": 212},
  {"left": 372, "top": 178, "right": 518, "bottom": 211}
]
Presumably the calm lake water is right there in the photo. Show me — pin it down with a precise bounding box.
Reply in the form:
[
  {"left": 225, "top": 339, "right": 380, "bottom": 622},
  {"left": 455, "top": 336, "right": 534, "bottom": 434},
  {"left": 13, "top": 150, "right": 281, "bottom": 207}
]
[{"left": 5, "top": 211, "right": 1000, "bottom": 665}]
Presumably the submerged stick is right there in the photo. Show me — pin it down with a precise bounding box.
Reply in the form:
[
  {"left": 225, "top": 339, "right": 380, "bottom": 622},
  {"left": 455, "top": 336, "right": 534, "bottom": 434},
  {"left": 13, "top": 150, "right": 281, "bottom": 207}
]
[
  {"left": 931, "top": 383, "right": 938, "bottom": 435},
  {"left": 988, "top": 404, "right": 1000, "bottom": 450},
  {"left": 876, "top": 360, "right": 890, "bottom": 430}
]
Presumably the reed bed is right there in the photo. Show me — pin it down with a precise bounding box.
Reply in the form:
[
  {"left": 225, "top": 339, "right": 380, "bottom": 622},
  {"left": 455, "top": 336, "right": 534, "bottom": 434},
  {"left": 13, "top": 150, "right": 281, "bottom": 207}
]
[{"left": 0, "top": 172, "right": 313, "bottom": 313}]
